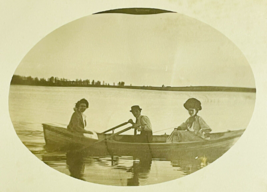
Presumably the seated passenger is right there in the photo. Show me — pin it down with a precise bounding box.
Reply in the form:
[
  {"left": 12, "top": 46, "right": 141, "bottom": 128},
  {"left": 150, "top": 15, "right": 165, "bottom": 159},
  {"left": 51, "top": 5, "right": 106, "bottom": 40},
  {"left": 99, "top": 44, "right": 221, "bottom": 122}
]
[
  {"left": 67, "top": 98, "right": 93, "bottom": 136},
  {"left": 167, "top": 98, "right": 212, "bottom": 143}
]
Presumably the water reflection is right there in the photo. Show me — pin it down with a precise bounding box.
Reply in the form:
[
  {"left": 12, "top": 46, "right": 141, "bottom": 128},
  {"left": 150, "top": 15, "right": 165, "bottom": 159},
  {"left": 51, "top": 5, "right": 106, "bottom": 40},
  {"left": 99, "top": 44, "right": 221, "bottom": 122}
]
[
  {"left": 64, "top": 150, "right": 153, "bottom": 185},
  {"left": 66, "top": 151, "right": 86, "bottom": 180},
  {"left": 41, "top": 147, "right": 222, "bottom": 186},
  {"left": 127, "top": 156, "right": 152, "bottom": 186},
  {"left": 171, "top": 156, "right": 208, "bottom": 175},
  {"left": 41, "top": 141, "right": 229, "bottom": 185}
]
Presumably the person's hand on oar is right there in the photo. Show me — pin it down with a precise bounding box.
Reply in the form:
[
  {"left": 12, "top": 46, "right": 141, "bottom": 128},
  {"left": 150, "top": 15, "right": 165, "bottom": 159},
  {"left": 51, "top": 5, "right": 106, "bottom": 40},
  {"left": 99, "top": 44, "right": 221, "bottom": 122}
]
[
  {"left": 128, "top": 119, "right": 134, "bottom": 124},
  {"left": 128, "top": 119, "right": 142, "bottom": 131},
  {"left": 84, "top": 130, "right": 93, "bottom": 134},
  {"left": 83, "top": 129, "right": 98, "bottom": 140}
]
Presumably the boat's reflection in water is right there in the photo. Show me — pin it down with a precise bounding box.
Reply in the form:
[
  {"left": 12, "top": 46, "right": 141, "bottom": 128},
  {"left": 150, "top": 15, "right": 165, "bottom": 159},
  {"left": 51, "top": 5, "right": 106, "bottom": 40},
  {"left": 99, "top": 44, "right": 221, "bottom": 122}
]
[
  {"left": 64, "top": 150, "right": 153, "bottom": 184},
  {"left": 66, "top": 151, "right": 86, "bottom": 180},
  {"left": 127, "top": 156, "right": 152, "bottom": 186},
  {"left": 43, "top": 145, "right": 226, "bottom": 186},
  {"left": 170, "top": 156, "right": 208, "bottom": 175}
]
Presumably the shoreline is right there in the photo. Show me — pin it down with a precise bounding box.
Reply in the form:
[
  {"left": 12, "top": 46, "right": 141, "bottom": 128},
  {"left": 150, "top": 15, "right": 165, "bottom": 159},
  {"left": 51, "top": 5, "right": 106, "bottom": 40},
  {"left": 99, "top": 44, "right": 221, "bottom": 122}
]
[{"left": 10, "top": 84, "right": 256, "bottom": 93}]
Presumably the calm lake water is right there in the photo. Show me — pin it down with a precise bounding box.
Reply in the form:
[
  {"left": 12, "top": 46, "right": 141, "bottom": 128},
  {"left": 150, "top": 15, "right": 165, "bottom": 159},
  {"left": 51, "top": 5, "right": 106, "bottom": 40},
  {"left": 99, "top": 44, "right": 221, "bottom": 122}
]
[{"left": 9, "top": 85, "right": 256, "bottom": 186}]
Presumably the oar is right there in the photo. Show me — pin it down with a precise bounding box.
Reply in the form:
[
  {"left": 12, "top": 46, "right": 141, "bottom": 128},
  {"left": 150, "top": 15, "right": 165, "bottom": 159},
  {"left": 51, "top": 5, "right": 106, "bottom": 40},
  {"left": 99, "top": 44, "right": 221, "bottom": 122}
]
[
  {"left": 107, "top": 126, "right": 133, "bottom": 139},
  {"left": 101, "top": 122, "right": 129, "bottom": 134},
  {"left": 76, "top": 126, "right": 134, "bottom": 152},
  {"left": 94, "top": 126, "right": 134, "bottom": 144}
]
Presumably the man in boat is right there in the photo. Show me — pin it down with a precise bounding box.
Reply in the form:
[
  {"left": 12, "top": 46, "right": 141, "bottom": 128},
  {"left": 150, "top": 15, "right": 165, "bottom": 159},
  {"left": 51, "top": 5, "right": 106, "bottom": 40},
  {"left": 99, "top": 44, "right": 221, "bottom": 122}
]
[
  {"left": 67, "top": 98, "right": 93, "bottom": 136},
  {"left": 128, "top": 105, "right": 153, "bottom": 143},
  {"left": 167, "top": 98, "right": 212, "bottom": 142}
]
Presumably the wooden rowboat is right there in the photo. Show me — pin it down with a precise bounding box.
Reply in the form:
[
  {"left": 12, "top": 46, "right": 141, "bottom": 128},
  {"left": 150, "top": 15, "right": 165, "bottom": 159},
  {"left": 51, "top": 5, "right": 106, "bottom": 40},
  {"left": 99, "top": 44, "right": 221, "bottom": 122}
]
[
  {"left": 43, "top": 123, "right": 245, "bottom": 159},
  {"left": 43, "top": 123, "right": 102, "bottom": 149},
  {"left": 105, "top": 129, "right": 244, "bottom": 159}
]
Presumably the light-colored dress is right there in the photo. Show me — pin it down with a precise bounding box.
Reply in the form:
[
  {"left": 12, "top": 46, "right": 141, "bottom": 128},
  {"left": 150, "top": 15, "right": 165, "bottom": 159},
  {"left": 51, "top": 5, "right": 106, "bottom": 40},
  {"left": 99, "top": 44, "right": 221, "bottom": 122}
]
[{"left": 166, "top": 115, "right": 212, "bottom": 143}]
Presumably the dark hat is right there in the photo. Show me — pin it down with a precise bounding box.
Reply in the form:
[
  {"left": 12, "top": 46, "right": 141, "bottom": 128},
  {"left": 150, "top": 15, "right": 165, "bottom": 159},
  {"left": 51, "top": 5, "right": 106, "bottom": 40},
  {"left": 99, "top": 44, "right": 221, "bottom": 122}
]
[
  {"left": 130, "top": 105, "right": 142, "bottom": 112},
  {"left": 183, "top": 98, "right": 202, "bottom": 110}
]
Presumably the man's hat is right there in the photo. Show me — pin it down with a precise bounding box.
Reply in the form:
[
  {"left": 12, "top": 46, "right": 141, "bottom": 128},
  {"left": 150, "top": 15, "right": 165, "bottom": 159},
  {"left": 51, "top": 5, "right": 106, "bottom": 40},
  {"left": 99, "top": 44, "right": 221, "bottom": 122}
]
[
  {"left": 130, "top": 105, "right": 142, "bottom": 112},
  {"left": 183, "top": 98, "right": 202, "bottom": 110}
]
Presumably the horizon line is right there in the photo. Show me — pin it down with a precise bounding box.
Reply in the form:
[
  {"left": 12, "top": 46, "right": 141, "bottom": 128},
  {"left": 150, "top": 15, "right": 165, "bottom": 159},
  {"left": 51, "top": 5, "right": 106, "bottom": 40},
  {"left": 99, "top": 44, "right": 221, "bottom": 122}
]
[{"left": 11, "top": 74, "right": 256, "bottom": 90}]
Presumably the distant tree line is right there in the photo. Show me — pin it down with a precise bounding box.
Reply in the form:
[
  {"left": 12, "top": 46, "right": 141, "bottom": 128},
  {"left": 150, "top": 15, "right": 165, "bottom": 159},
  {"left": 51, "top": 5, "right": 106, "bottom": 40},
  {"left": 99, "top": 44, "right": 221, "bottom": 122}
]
[
  {"left": 11, "top": 75, "right": 126, "bottom": 87},
  {"left": 10, "top": 75, "right": 256, "bottom": 93}
]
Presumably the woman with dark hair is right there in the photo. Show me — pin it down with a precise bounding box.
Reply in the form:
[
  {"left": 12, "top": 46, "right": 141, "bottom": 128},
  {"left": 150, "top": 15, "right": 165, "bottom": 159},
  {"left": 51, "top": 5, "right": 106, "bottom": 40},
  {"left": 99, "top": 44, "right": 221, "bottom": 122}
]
[
  {"left": 167, "top": 98, "right": 212, "bottom": 142},
  {"left": 67, "top": 98, "right": 93, "bottom": 136}
]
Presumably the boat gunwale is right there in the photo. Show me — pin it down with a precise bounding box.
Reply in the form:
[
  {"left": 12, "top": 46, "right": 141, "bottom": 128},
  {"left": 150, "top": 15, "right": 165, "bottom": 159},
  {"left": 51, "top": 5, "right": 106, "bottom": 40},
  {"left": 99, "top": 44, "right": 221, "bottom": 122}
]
[
  {"left": 43, "top": 123, "right": 244, "bottom": 146},
  {"left": 107, "top": 130, "right": 244, "bottom": 146},
  {"left": 42, "top": 123, "right": 99, "bottom": 141}
]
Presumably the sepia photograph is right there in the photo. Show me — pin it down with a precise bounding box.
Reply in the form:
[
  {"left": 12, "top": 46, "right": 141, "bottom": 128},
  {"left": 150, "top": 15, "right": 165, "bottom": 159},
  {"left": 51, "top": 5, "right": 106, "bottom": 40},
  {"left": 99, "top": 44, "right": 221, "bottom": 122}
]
[
  {"left": 1, "top": 1, "right": 267, "bottom": 191},
  {"left": 8, "top": 7, "right": 255, "bottom": 186}
]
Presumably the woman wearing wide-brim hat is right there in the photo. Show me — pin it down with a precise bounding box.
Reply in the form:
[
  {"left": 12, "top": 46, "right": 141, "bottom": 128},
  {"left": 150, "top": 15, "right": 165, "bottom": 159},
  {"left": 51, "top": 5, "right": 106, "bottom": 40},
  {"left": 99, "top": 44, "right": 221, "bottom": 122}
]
[{"left": 166, "top": 98, "right": 212, "bottom": 143}]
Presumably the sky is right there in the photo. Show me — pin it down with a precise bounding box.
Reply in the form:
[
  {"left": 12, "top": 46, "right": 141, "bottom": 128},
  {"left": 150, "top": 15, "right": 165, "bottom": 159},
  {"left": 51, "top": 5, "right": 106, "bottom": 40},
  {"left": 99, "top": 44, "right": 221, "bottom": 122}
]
[{"left": 14, "top": 12, "right": 255, "bottom": 88}]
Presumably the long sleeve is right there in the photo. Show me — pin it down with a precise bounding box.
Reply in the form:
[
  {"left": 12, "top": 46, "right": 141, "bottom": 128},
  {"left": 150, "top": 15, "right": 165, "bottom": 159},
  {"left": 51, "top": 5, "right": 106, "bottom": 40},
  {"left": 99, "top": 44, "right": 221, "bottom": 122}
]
[
  {"left": 198, "top": 116, "right": 212, "bottom": 133},
  {"left": 67, "top": 112, "right": 86, "bottom": 133},
  {"left": 178, "top": 121, "right": 188, "bottom": 130},
  {"left": 140, "top": 116, "right": 152, "bottom": 131}
]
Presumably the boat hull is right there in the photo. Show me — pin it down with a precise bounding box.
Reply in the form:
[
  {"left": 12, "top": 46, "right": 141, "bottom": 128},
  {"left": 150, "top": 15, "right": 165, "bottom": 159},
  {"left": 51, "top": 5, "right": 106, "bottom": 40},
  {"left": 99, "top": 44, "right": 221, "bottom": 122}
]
[
  {"left": 43, "top": 123, "right": 244, "bottom": 159},
  {"left": 43, "top": 123, "right": 100, "bottom": 150},
  {"left": 96, "top": 130, "right": 243, "bottom": 159}
]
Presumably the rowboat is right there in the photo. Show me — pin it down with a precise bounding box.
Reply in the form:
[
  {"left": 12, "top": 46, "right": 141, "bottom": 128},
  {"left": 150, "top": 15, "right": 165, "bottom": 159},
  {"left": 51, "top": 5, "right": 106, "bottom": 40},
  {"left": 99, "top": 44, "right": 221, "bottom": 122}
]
[
  {"left": 43, "top": 123, "right": 102, "bottom": 149},
  {"left": 43, "top": 123, "right": 245, "bottom": 159},
  {"left": 105, "top": 130, "right": 244, "bottom": 159}
]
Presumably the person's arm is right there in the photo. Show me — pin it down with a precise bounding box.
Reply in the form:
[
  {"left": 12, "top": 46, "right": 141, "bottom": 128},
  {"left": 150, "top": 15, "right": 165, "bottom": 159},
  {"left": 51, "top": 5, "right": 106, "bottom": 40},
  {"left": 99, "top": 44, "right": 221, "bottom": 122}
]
[
  {"left": 140, "top": 116, "right": 152, "bottom": 131},
  {"left": 198, "top": 116, "right": 212, "bottom": 133},
  {"left": 128, "top": 119, "right": 140, "bottom": 128},
  {"left": 197, "top": 116, "right": 212, "bottom": 138},
  {"left": 128, "top": 119, "right": 141, "bottom": 131},
  {"left": 71, "top": 113, "right": 92, "bottom": 134},
  {"left": 176, "top": 119, "right": 188, "bottom": 130}
]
